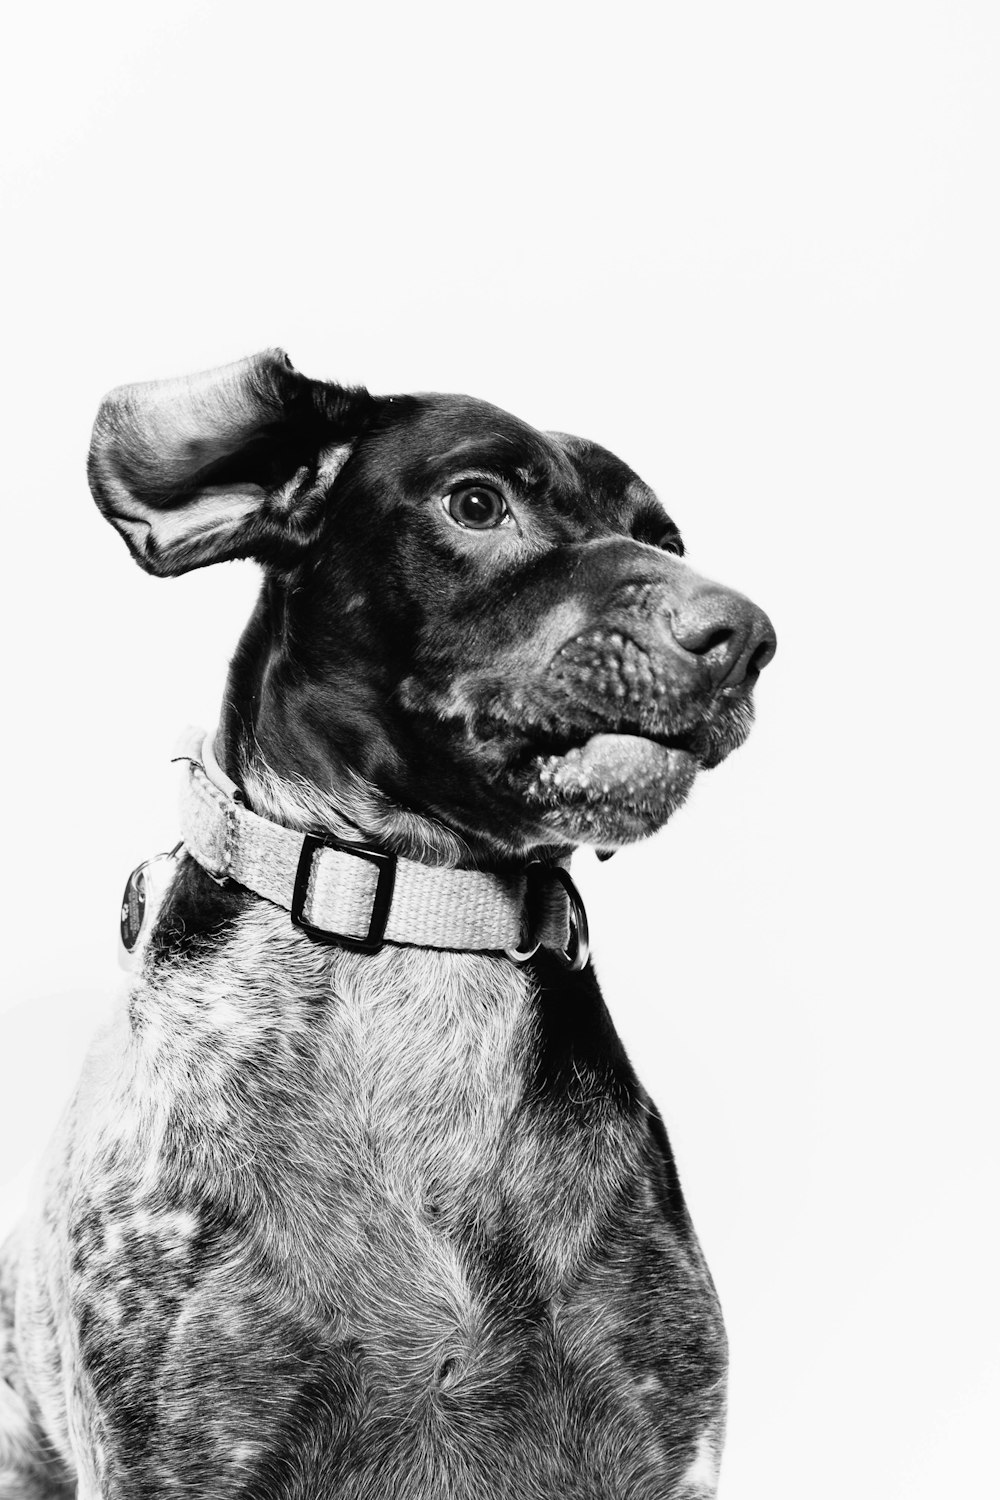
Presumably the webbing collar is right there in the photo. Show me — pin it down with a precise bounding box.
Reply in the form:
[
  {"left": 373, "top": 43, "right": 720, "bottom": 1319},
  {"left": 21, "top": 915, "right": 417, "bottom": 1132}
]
[{"left": 172, "top": 728, "right": 589, "bottom": 968}]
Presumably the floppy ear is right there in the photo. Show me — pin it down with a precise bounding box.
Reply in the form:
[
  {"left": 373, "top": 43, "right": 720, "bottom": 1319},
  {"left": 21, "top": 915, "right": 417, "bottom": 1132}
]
[{"left": 87, "top": 348, "right": 379, "bottom": 576}]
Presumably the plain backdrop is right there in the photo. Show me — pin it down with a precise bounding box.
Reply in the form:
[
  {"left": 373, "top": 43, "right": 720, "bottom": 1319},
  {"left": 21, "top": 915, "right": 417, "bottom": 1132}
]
[{"left": 1, "top": 2, "right": 997, "bottom": 1495}]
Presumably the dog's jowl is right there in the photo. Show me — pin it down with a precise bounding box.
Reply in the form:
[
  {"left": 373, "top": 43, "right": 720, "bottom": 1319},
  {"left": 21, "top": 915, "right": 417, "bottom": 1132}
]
[{"left": 0, "top": 351, "right": 775, "bottom": 1500}]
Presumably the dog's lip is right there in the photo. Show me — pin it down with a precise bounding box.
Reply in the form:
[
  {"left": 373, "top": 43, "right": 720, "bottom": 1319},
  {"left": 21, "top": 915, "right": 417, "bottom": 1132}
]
[
  {"left": 518, "top": 730, "right": 699, "bottom": 804},
  {"left": 515, "top": 720, "right": 702, "bottom": 767}
]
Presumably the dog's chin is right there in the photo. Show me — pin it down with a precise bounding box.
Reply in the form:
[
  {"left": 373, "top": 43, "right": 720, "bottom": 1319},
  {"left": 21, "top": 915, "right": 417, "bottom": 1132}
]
[{"left": 516, "top": 732, "right": 701, "bottom": 847}]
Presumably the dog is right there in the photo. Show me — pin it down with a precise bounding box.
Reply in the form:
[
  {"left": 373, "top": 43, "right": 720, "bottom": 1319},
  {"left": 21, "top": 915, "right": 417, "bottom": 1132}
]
[{"left": 0, "top": 349, "right": 775, "bottom": 1500}]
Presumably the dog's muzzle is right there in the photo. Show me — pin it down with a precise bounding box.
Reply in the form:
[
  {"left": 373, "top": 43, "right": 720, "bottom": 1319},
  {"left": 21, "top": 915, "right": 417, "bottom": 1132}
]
[{"left": 473, "top": 559, "right": 775, "bottom": 848}]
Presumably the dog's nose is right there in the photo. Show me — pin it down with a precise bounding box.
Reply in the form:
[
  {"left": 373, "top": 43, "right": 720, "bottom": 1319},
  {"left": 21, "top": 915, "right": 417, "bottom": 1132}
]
[{"left": 670, "top": 588, "right": 777, "bottom": 688}]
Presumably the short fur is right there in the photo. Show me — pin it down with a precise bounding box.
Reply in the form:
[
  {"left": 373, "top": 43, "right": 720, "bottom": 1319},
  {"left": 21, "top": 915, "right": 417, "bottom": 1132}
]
[{"left": 1, "top": 351, "right": 774, "bottom": 1499}]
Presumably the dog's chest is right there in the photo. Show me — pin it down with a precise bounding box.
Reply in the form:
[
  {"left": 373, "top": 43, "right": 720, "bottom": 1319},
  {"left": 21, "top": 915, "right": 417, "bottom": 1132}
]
[
  {"left": 46, "top": 909, "right": 725, "bottom": 1497},
  {"left": 140, "top": 917, "right": 554, "bottom": 1258}
]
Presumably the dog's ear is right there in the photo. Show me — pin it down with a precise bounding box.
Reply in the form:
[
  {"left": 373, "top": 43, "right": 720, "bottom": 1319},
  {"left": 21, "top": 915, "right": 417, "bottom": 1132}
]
[{"left": 87, "top": 348, "right": 379, "bottom": 577}]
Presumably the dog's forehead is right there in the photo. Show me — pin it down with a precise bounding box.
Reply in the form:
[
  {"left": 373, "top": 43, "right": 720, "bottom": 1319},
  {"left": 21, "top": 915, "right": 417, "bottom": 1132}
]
[
  {"left": 373, "top": 393, "right": 649, "bottom": 514},
  {"left": 384, "top": 393, "right": 571, "bottom": 482}
]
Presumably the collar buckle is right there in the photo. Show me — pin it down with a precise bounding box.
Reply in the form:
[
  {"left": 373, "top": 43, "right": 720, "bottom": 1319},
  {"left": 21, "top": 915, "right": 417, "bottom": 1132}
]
[{"left": 291, "top": 833, "right": 397, "bottom": 953}]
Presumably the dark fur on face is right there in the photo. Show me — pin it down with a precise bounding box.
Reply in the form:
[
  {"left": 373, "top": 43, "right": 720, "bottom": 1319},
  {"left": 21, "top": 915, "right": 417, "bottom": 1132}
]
[{"left": 88, "top": 351, "right": 773, "bottom": 865}]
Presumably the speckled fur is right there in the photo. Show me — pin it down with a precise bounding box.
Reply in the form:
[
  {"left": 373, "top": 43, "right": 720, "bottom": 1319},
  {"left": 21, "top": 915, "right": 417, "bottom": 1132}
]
[
  {"left": 1, "top": 352, "right": 775, "bottom": 1498},
  {"left": 4, "top": 903, "right": 726, "bottom": 1498}
]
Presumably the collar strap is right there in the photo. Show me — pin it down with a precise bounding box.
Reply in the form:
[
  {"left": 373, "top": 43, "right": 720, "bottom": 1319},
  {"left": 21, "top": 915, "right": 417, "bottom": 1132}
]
[{"left": 172, "top": 728, "right": 588, "bottom": 968}]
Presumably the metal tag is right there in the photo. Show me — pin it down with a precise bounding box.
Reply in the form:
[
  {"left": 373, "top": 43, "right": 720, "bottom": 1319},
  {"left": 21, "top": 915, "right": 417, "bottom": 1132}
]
[{"left": 118, "top": 846, "right": 181, "bottom": 970}]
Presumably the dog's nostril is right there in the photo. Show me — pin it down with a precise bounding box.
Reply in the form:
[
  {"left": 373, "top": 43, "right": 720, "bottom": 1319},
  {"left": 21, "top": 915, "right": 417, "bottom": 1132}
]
[
  {"left": 745, "top": 636, "right": 777, "bottom": 683},
  {"left": 671, "top": 591, "right": 776, "bottom": 689},
  {"left": 690, "top": 627, "right": 734, "bottom": 659}
]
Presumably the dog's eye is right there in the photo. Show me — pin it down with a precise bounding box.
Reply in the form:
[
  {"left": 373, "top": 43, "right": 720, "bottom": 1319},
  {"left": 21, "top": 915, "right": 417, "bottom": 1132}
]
[
  {"left": 445, "top": 484, "right": 509, "bottom": 530},
  {"left": 657, "top": 528, "right": 684, "bottom": 557}
]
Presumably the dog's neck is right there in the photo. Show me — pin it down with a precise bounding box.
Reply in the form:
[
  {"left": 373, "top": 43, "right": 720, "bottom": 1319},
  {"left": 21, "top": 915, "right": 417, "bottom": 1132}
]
[
  {"left": 213, "top": 608, "right": 573, "bottom": 875},
  {"left": 212, "top": 618, "right": 474, "bottom": 867},
  {"left": 234, "top": 737, "right": 475, "bottom": 869},
  {"left": 176, "top": 726, "right": 586, "bottom": 969},
  {"left": 214, "top": 719, "right": 579, "bottom": 876}
]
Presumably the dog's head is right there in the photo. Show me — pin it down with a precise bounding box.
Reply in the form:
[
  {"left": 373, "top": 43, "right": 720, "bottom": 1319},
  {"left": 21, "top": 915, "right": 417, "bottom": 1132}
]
[{"left": 89, "top": 350, "right": 775, "bottom": 864}]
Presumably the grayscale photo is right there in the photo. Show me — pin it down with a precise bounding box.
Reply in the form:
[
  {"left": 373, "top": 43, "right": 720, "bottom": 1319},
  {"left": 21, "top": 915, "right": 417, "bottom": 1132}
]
[{"left": 1, "top": 4, "right": 995, "bottom": 1498}]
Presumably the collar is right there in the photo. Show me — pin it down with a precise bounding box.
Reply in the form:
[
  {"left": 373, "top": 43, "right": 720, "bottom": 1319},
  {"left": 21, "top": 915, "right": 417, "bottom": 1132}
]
[{"left": 172, "top": 728, "right": 589, "bottom": 969}]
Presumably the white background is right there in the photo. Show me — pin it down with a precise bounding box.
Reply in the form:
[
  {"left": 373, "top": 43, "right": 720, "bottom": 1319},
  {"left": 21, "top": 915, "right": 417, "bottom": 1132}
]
[{"left": 1, "top": 2, "right": 997, "bottom": 1495}]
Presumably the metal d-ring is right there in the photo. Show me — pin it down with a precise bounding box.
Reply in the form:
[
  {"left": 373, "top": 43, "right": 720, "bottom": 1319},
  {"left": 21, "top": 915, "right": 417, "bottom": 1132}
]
[
  {"left": 504, "top": 933, "right": 542, "bottom": 962},
  {"left": 548, "top": 865, "right": 590, "bottom": 972},
  {"left": 504, "top": 863, "right": 590, "bottom": 972}
]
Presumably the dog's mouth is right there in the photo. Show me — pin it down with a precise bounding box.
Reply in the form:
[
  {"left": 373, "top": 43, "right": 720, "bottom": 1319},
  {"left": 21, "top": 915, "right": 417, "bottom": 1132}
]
[
  {"left": 451, "top": 615, "right": 761, "bottom": 849},
  {"left": 527, "top": 719, "right": 697, "bottom": 775},
  {"left": 501, "top": 723, "right": 697, "bottom": 848},
  {"left": 496, "top": 697, "right": 754, "bottom": 847},
  {"left": 476, "top": 619, "right": 763, "bottom": 846},
  {"left": 520, "top": 722, "right": 698, "bottom": 799}
]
